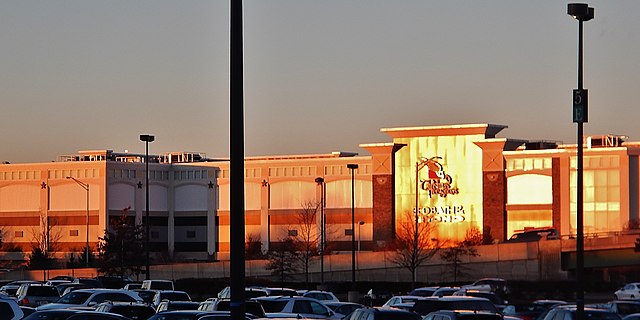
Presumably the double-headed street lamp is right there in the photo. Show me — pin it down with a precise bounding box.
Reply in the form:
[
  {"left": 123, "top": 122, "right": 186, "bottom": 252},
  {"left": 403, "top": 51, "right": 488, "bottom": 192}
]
[
  {"left": 346, "top": 163, "right": 358, "bottom": 292},
  {"left": 140, "top": 134, "right": 155, "bottom": 280},
  {"left": 567, "top": 4, "right": 594, "bottom": 320},
  {"left": 66, "top": 176, "right": 89, "bottom": 267}
]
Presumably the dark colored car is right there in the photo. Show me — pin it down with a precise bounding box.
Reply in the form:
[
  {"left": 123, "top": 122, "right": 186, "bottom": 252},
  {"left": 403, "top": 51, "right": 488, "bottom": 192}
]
[
  {"left": 66, "top": 311, "right": 132, "bottom": 320},
  {"left": 408, "top": 287, "right": 440, "bottom": 297},
  {"left": 148, "top": 310, "right": 252, "bottom": 320},
  {"left": 325, "top": 302, "right": 365, "bottom": 317},
  {"left": 22, "top": 309, "right": 80, "bottom": 320},
  {"left": 411, "top": 296, "right": 499, "bottom": 316},
  {"left": 156, "top": 301, "right": 200, "bottom": 313},
  {"left": 424, "top": 310, "right": 503, "bottom": 320},
  {"left": 503, "top": 300, "right": 567, "bottom": 320},
  {"left": 505, "top": 228, "right": 559, "bottom": 243},
  {"left": 97, "top": 276, "right": 133, "bottom": 289},
  {"left": 95, "top": 301, "right": 156, "bottom": 320},
  {"left": 344, "top": 307, "right": 421, "bottom": 320}
]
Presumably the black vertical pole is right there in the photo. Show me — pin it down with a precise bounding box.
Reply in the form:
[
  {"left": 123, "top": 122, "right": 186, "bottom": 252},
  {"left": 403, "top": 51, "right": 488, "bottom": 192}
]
[
  {"left": 145, "top": 141, "right": 150, "bottom": 280},
  {"left": 576, "top": 18, "right": 585, "bottom": 320},
  {"left": 230, "top": 0, "right": 246, "bottom": 318}
]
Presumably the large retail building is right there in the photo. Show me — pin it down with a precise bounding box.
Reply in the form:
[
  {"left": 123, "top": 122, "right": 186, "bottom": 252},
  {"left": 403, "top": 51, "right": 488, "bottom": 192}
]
[{"left": 0, "top": 123, "right": 638, "bottom": 262}]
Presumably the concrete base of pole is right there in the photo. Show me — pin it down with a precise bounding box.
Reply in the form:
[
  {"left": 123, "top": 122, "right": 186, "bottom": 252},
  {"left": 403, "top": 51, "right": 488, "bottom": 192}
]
[{"left": 348, "top": 291, "right": 361, "bottom": 303}]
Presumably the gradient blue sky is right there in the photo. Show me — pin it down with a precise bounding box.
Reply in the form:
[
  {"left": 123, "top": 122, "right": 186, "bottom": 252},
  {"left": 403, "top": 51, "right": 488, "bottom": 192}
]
[{"left": 2, "top": 1, "right": 639, "bottom": 163}]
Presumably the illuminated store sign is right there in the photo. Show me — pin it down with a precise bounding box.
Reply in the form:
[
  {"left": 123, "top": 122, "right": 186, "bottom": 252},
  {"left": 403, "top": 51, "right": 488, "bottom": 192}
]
[
  {"left": 420, "top": 156, "right": 460, "bottom": 198},
  {"left": 415, "top": 156, "right": 464, "bottom": 223}
]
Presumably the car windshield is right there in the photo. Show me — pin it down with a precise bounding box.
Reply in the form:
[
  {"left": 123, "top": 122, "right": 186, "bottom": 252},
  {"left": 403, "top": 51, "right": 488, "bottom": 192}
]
[
  {"left": 27, "top": 286, "right": 59, "bottom": 296},
  {"left": 57, "top": 291, "right": 92, "bottom": 304}
]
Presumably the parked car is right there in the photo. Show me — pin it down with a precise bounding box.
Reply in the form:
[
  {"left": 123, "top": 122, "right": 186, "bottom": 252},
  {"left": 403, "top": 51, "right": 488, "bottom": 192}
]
[
  {"left": 22, "top": 309, "right": 80, "bottom": 320},
  {"left": 36, "top": 288, "right": 142, "bottom": 311},
  {"left": 254, "top": 295, "right": 339, "bottom": 319},
  {"left": 65, "top": 311, "right": 132, "bottom": 320},
  {"left": 502, "top": 300, "right": 567, "bottom": 320},
  {"left": 615, "top": 284, "right": 640, "bottom": 300},
  {"left": 301, "top": 290, "right": 340, "bottom": 303},
  {"left": 141, "top": 280, "right": 174, "bottom": 291},
  {"left": 147, "top": 310, "right": 253, "bottom": 320},
  {"left": 0, "top": 280, "right": 40, "bottom": 297},
  {"left": 94, "top": 301, "right": 156, "bottom": 320},
  {"left": 411, "top": 296, "right": 500, "bottom": 316},
  {"left": 453, "top": 289, "right": 508, "bottom": 310},
  {"left": 55, "top": 283, "right": 91, "bottom": 296},
  {"left": 505, "top": 228, "right": 559, "bottom": 243},
  {"left": 344, "top": 307, "right": 421, "bottom": 320},
  {"left": 156, "top": 301, "right": 200, "bottom": 313},
  {"left": 134, "top": 289, "right": 158, "bottom": 304},
  {"left": 0, "top": 295, "right": 24, "bottom": 320},
  {"left": 97, "top": 276, "right": 133, "bottom": 289},
  {"left": 381, "top": 295, "right": 424, "bottom": 309},
  {"left": 124, "top": 283, "right": 143, "bottom": 290},
  {"left": 432, "top": 287, "right": 461, "bottom": 297},
  {"left": 588, "top": 301, "right": 640, "bottom": 317},
  {"left": 198, "top": 299, "right": 266, "bottom": 318},
  {"left": 15, "top": 283, "right": 60, "bottom": 307},
  {"left": 424, "top": 309, "right": 503, "bottom": 320},
  {"left": 539, "top": 305, "right": 621, "bottom": 320},
  {"left": 325, "top": 301, "right": 364, "bottom": 317},
  {"left": 151, "top": 290, "right": 191, "bottom": 308},
  {"left": 408, "top": 286, "right": 440, "bottom": 297},
  {"left": 72, "top": 277, "right": 104, "bottom": 289},
  {"left": 461, "top": 278, "right": 510, "bottom": 296}
]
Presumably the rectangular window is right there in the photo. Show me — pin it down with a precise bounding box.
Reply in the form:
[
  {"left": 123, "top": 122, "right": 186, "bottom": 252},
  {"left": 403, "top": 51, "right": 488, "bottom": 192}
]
[
  {"left": 288, "top": 230, "right": 298, "bottom": 237},
  {"left": 345, "top": 229, "right": 354, "bottom": 236},
  {"left": 186, "top": 231, "right": 196, "bottom": 238},
  {"left": 14, "top": 231, "right": 23, "bottom": 238},
  {"left": 69, "top": 230, "right": 79, "bottom": 237}
]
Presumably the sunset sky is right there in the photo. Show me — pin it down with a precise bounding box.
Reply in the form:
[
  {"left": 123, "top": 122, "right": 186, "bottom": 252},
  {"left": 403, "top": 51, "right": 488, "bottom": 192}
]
[{"left": 2, "top": 1, "right": 639, "bottom": 163}]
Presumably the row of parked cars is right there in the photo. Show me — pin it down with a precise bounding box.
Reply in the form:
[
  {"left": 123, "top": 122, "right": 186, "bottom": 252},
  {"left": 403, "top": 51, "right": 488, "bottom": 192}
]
[{"left": 2, "top": 275, "right": 640, "bottom": 320}]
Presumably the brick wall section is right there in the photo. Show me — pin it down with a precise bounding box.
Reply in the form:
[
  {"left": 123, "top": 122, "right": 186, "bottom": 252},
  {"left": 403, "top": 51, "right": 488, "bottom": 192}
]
[
  {"left": 552, "top": 157, "right": 562, "bottom": 230},
  {"left": 372, "top": 174, "right": 393, "bottom": 246},
  {"left": 483, "top": 170, "right": 506, "bottom": 242}
]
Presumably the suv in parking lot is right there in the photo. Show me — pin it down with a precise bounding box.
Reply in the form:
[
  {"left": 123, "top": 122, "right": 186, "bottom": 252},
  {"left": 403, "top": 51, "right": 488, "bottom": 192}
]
[{"left": 16, "top": 283, "right": 60, "bottom": 307}]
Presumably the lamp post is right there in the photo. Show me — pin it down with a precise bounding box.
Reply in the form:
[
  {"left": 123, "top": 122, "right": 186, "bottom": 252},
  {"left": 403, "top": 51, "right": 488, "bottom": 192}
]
[
  {"left": 567, "top": 4, "right": 593, "bottom": 320},
  {"left": 414, "top": 158, "right": 430, "bottom": 288},
  {"left": 315, "top": 177, "right": 326, "bottom": 285},
  {"left": 346, "top": 163, "right": 358, "bottom": 292},
  {"left": 140, "top": 134, "right": 155, "bottom": 280},
  {"left": 66, "top": 177, "right": 90, "bottom": 267}
]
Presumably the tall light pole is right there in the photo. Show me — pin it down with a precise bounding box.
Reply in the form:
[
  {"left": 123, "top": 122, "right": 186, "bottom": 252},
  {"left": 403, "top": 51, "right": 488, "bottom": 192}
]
[
  {"left": 414, "top": 158, "right": 430, "bottom": 288},
  {"left": 66, "top": 177, "right": 90, "bottom": 267},
  {"left": 140, "top": 134, "right": 154, "bottom": 280},
  {"left": 315, "top": 177, "right": 326, "bottom": 285},
  {"left": 229, "top": 0, "right": 246, "bottom": 318},
  {"left": 568, "top": 4, "right": 593, "bottom": 320},
  {"left": 347, "top": 163, "right": 358, "bottom": 292}
]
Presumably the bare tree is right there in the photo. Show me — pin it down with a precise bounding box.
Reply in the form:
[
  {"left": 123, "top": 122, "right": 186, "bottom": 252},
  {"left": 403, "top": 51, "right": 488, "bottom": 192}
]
[
  {"left": 246, "top": 233, "right": 265, "bottom": 260},
  {"left": 291, "top": 200, "right": 321, "bottom": 289},
  {"left": 265, "top": 237, "right": 301, "bottom": 286},
  {"left": 439, "top": 226, "right": 481, "bottom": 282},
  {"left": 28, "top": 216, "right": 63, "bottom": 270},
  {"left": 388, "top": 212, "right": 441, "bottom": 289}
]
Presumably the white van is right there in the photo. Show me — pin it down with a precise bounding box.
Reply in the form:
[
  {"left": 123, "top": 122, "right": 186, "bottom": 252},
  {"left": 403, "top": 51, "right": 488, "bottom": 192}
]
[{"left": 140, "top": 280, "right": 174, "bottom": 291}]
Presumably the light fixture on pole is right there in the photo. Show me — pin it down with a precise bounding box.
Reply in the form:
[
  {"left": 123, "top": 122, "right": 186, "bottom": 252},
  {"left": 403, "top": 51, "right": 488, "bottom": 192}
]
[
  {"left": 315, "top": 177, "right": 326, "bottom": 284},
  {"left": 66, "top": 176, "right": 90, "bottom": 267},
  {"left": 140, "top": 134, "right": 155, "bottom": 280},
  {"left": 567, "top": 4, "right": 593, "bottom": 320},
  {"left": 346, "top": 163, "right": 358, "bottom": 292}
]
